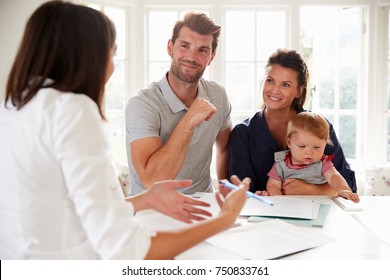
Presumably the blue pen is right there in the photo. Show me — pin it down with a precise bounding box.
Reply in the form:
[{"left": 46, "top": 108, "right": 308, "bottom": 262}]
[{"left": 219, "top": 179, "right": 274, "bottom": 206}]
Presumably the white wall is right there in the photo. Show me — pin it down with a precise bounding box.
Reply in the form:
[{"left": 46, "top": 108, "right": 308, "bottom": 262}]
[{"left": 0, "top": 0, "right": 46, "bottom": 102}]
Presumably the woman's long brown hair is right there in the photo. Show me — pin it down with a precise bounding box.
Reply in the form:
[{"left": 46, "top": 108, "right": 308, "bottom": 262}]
[{"left": 5, "top": 0, "right": 116, "bottom": 119}]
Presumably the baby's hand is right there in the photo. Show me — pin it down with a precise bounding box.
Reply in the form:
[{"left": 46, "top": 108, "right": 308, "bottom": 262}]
[
  {"left": 338, "top": 190, "right": 360, "bottom": 203},
  {"left": 255, "top": 190, "right": 272, "bottom": 196}
]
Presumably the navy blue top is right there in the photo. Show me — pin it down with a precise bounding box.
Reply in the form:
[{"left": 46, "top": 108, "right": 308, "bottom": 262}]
[{"left": 228, "top": 110, "right": 357, "bottom": 193}]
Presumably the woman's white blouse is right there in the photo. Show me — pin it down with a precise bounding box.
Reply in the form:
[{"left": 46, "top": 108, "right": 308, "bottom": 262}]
[{"left": 0, "top": 88, "right": 152, "bottom": 259}]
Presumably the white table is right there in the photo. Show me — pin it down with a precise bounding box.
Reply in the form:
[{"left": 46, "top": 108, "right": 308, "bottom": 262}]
[
  {"left": 134, "top": 195, "right": 390, "bottom": 259},
  {"left": 279, "top": 196, "right": 390, "bottom": 259}
]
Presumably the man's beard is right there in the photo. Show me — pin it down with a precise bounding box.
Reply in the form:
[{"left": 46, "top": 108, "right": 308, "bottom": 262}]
[{"left": 170, "top": 58, "right": 205, "bottom": 83}]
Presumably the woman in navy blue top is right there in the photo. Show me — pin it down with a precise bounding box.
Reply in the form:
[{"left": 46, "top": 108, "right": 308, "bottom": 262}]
[{"left": 229, "top": 49, "right": 356, "bottom": 194}]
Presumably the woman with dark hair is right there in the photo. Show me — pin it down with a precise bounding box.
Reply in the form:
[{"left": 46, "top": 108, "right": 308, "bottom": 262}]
[
  {"left": 0, "top": 1, "right": 249, "bottom": 260},
  {"left": 229, "top": 48, "right": 356, "bottom": 195}
]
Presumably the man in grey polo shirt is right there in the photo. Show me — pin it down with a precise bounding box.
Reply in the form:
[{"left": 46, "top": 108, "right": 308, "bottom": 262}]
[{"left": 125, "top": 11, "right": 232, "bottom": 195}]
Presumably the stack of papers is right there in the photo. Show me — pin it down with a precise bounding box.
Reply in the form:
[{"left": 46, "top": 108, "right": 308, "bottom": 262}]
[
  {"left": 193, "top": 192, "right": 331, "bottom": 227},
  {"left": 241, "top": 196, "right": 318, "bottom": 218},
  {"left": 204, "top": 219, "right": 333, "bottom": 259},
  {"left": 136, "top": 193, "right": 334, "bottom": 260},
  {"left": 248, "top": 204, "right": 331, "bottom": 227}
]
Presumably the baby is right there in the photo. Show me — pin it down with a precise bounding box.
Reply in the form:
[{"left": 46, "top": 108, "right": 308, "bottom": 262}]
[{"left": 265, "top": 112, "right": 359, "bottom": 202}]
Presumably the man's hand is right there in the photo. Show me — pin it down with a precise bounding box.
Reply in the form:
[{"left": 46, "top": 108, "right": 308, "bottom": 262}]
[{"left": 184, "top": 98, "right": 217, "bottom": 128}]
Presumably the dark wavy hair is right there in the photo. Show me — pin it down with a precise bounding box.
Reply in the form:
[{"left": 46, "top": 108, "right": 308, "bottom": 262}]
[
  {"left": 171, "top": 11, "right": 221, "bottom": 54},
  {"left": 5, "top": 0, "right": 116, "bottom": 119},
  {"left": 265, "top": 48, "right": 309, "bottom": 111}
]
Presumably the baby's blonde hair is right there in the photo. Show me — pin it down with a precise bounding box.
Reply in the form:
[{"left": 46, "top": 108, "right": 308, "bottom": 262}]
[{"left": 287, "top": 112, "right": 332, "bottom": 145}]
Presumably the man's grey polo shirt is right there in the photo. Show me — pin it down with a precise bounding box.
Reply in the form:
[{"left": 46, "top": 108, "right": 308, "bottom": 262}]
[{"left": 125, "top": 73, "right": 232, "bottom": 195}]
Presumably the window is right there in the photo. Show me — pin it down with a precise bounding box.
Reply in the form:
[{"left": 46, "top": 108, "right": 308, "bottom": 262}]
[
  {"left": 223, "top": 8, "right": 288, "bottom": 125},
  {"left": 85, "top": 1, "right": 387, "bottom": 170},
  {"left": 300, "top": 6, "right": 366, "bottom": 162},
  {"left": 88, "top": 3, "right": 129, "bottom": 165},
  {"left": 147, "top": 10, "right": 178, "bottom": 84}
]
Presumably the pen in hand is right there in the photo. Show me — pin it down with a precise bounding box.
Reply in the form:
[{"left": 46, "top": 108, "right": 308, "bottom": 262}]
[{"left": 219, "top": 179, "right": 274, "bottom": 206}]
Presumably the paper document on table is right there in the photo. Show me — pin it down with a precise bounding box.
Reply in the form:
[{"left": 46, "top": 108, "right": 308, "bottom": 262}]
[
  {"left": 352, "top": 212, "right": 390, "bottom": 246},
  {"left": 193, "top": 192, "right": 317, "bottom": 219},
  {"left": 248, "top": 204, "right": 330, "bottom": 227},
  {"left": 243, "top": 196, "right": 318, "bottom": 219},
  {"left": 206, "top": 219, "right": 334, "bottom": 259}
]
